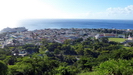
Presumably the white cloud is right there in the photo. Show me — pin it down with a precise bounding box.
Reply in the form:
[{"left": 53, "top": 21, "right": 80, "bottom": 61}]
[
  {"left": 79, "top": 5, "right": 133, "bottom": 19},
  {"left": 106, "top": 5, "right": 133, "bottom": 15}
]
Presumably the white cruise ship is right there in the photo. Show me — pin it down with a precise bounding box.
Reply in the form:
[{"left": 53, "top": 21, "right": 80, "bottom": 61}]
[{"left": 0, "top": 27, "right": 28, "bottom": 33}]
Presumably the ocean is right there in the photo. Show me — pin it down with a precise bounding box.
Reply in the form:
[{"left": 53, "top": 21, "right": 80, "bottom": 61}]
[{"left": 19, "top": 19, "right": 133, "bottom": 30}]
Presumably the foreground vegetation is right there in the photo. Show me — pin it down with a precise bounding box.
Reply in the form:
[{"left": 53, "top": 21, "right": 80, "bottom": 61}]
[{"left": 1, "top": 37, "right": 133, "bottom": 75}]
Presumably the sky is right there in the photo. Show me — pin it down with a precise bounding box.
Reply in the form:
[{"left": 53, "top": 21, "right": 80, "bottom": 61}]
[{"left": 0, "top": 0, "right": 133, "bottom": 30}]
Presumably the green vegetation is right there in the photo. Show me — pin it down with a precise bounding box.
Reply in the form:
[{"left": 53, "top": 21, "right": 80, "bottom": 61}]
[
  {"left": 109, "top": 38, "right": 126, "bottom": 42},
  {"left": 1, "top": 37, "right": 133, "bottom": 75},
  {"left": 79, "top": 59, "right": 133, "bottom": 75},
  {"left": 120, "top": 45, "right": 131, "bottom": 49}
]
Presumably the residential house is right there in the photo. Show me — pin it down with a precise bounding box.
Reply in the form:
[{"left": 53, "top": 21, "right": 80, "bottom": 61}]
[{"left": 127, "top": 35, "right": 133, "bottom": 40}]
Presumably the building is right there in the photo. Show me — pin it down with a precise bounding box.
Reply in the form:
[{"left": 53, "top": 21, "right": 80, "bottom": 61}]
[
  {"left": 95, "top": 33, "right": 116, "bottom": 39},
  {"left": 127, "top": 35, "right": 133, "bottom": 40}
]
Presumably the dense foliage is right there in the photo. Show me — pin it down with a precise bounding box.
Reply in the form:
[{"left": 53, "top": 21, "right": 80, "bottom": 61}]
[{"left": 1, "top": 37, "right": 133, "bottom": 75}]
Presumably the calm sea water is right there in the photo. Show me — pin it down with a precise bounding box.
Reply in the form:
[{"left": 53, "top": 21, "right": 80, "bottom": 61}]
[{"left": 19, "top": 19, "right": 133, "bottom": 30}]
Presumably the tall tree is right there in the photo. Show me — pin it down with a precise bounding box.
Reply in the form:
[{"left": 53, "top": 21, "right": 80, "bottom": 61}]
[{"left": 0, "top": 61, "right": 8, "bottom": 75}]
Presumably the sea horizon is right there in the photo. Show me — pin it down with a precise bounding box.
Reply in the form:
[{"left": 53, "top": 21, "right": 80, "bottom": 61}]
[
  {"left": 18, "top": 19, "right": 133, "bottom": 31},
  {"left": 1, "top": 19, "right": 133, "bottom": 31}
]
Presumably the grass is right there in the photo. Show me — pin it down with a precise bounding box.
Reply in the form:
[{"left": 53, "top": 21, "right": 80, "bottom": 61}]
[
  {"left": 119, "top": 45, "right": 131, "bottom": 49},
  {"left": 109, "top": 38, "right": 126, "bottom": 43},
  {"left": 123, "top": 46, "right": 131, "bottom": 49}
]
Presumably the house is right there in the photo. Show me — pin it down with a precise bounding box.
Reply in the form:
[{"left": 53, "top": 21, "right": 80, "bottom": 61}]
[
  {"left": 95, "top": 34, "right": 104, "bottom": 39},
  {"left": 127, "top": 35, "right": 133, "bottom": 40},
  {"left": 104, "top": 33, "right": 116, "bottom": 37},
  {"left": 122, "top": 40, "right": 133, "bottom": 47},
  {"left": 18, "top": 50, "right": 28, "bottom": 57},
  {"left": 118, "top": 35, "right": 125, "bottom": 38},
  {"left": 95, "top": 33, "right": 116, "bottom": 39}
]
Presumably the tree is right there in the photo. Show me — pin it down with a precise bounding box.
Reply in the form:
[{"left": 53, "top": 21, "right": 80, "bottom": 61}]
[
  {"left": 41, "top": 38, "right": 49, "bottom": 46},
  {"left": 110, "top": 49, "right": 133, "bottom": 60},
  {"left": 8, "top": 63, "right": 33, "bottom": 75},
  {"left": 0, "top": 61, "right": 8, "bottom": 75},
  {"left": 64, "top": 39, "right": 73, "bottom": 45},
  {"left": 99, "top": 37, "right": 108, "bottom": 43},
  {"left": 73, "top": 38, "right": 83, "bottom": 44},
  {"left": 128, "top": 42, "right": 133, "bottom": 47},
  {"left": 77, "top": 57, "right": 97, "bottom": 71},
  {"left": 96, "top": 59, "right": 133, "bottom": 75}
]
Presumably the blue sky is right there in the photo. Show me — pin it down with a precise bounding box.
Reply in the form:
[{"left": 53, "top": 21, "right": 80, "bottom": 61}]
[
  {"left": 42, "top": 0, "right": 133, "bottom": 12},
  {"left": 0, "top": 0, "right": 133, "bottom": 29},
  {"left": 41, "top": 0, "right": 133, "bottom": 19}
]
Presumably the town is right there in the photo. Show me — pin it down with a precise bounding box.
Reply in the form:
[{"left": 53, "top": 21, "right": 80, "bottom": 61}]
[
  {"left": 0, "top": 27, "right": 133, "bottom": 56},
  {"left": 0, "top": 27, "right": 133, "bottom": 48}
]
